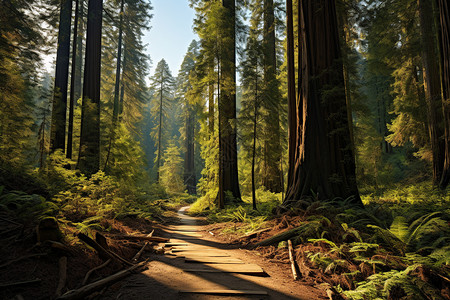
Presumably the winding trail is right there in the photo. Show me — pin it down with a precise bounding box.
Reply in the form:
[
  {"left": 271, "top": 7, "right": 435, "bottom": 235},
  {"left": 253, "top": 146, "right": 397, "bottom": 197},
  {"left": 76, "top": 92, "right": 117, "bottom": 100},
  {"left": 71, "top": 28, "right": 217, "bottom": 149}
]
[{"left": 106, "top": 207, "right": 325, "bottom": 299}]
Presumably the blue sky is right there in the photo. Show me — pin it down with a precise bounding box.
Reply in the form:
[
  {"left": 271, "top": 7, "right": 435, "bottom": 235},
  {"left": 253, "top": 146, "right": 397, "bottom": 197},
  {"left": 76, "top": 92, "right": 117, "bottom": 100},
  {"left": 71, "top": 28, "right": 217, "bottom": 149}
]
[{"left": 144, "top": 0, "right": 198, "bottom": 77}]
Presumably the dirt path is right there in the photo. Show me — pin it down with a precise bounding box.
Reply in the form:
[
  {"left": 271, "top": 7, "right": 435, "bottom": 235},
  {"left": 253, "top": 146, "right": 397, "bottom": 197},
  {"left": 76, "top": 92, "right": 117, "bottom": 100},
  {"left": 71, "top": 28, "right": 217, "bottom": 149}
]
[{"left": 105, "top": 207, "right": 326, "bottom": 300}]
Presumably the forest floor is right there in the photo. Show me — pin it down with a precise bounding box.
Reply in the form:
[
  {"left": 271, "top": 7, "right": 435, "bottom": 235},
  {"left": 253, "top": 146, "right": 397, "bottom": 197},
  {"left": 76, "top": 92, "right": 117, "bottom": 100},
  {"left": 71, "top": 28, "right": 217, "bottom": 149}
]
[{"left": 0, "top": 206, "right": 326, "bottom": 300}]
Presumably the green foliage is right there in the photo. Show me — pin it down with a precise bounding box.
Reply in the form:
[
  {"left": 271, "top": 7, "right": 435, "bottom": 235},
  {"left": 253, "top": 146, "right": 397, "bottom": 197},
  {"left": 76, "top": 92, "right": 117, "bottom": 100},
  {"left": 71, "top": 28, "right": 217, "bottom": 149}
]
[{"left": 159, "top": 142, "right": 185, "bottom": 194}]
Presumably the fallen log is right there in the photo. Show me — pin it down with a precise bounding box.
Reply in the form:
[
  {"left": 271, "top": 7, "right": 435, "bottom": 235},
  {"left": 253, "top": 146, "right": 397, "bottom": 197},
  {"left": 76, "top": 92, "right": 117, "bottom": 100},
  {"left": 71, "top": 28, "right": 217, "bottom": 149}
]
[
  {"left": 239, "top": 228, "right": 271, "bottom": 239},
  {"left": 110, "top": 234, "right": 168, "bottom": 243},
  {"left": 255, "top": 225, "right": 304, "bottom": 247},
  {"left": 82, "top": 259, "right": 112, "bottom": 285},
  {"left": 55, "top": 256, "right": 67, "bottom": 297},
  {"left": 288, "top": 240, "right": 299, "bottom": 280},
  {"left": 57, "top": 260, "right": 148, "bottom": 300},
  {"left": 77, "top": 233, "right": 132, "bottom": 266}
]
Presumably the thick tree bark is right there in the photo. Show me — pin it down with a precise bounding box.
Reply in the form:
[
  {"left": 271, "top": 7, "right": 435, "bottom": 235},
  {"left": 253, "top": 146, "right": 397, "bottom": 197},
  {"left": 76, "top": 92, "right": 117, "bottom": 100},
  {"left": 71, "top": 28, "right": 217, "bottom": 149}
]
[
  {"left": 77, "top": 0, "right": 102, "bottom": 175},
  {"left": 184, "top": 106, "right": 196, "bottom": 194},
  {"left": 286, "top": 0, "right": 297, "bottom": 191},
  {"left": 50, "top": 0, "right": 72, "bottom": 153},
  {"left": 218, "top": 0, "right": 241, "bottom": 208},
  {"left": 419, "top": 0, "right": 445, "bottom": 186},
  {"left": 435, "top": 0, "right": 450, "bottom": 189},
  {"left": 67, "top": 0, "right": 80, "bottom": 159},
  {"left": 283, "top": 0, "right": 362, "bottom": 207},
  {"left": 262, "top": 0, "right": 283, "bottom": 193}
]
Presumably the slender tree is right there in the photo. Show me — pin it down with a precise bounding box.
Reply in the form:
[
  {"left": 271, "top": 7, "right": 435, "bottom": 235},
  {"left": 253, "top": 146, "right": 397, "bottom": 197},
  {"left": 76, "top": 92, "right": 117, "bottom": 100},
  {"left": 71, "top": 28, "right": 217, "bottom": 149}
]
[
  {"left": 67, "top": 0, "right": 81, "bottom": 159},
  {"left": 283, "top": 0, "right": 362, "bottom": 207},
  {"left": 77, "top": 0, "right": 103, "bottom": 175},
  {"left": 150, "top": 59, "right": 175, "bottom": 183},
  {"left": 50, "top": 0, "right": 72, "bottom": 153}
]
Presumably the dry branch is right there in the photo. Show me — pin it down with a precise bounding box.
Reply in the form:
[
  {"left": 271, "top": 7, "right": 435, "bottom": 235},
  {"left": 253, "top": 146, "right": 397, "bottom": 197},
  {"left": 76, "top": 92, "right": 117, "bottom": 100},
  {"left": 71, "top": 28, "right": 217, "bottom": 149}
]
[
  {"left": 131, "top": 230, "right": 155, "bottom": 262},
  {"left": 0, "top": 278, "right": 41, "bottom": 288},
  {"left": 55, "top": 256, "right": 67, "bottom": 297},
  {"left": 110, "top": 234, "right": 168, "bottom": 243},
  {"left": 82, "top": 259, "right": 112, "bottom": 285},
  {"left": 77, "top": 233, "right": 133, "bottom": 266},
  {"left": 288, "top": 240, "right": 299, "bottom": 280},
  {"left": 57, "top": 260, "right": 148, "bottom": 300}
]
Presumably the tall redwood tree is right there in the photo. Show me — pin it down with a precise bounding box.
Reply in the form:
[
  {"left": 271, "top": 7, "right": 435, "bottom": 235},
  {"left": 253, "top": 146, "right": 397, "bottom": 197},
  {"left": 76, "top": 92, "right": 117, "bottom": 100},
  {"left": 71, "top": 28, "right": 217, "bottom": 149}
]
[
  {"left": 217, "top": 0, "right": 241, "bottom": 208},
  {"left": 436, "top": 0, "right": 450, "bottom": 189},
  {"left": 50, "top": 0, "right": 72, "bottom": 153},
  {"left": 77, "top": 0, "right": 102, "bottom": 175},
  {"left": 283, "top": 0, "right": 362, "bottom": 207}
]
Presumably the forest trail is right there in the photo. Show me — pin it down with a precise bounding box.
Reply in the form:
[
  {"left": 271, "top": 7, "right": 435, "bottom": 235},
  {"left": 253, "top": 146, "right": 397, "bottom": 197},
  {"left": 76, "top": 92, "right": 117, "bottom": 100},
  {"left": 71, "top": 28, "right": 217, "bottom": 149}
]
[{"left": 105, "top": 207, "right": 325, "bottom": 300}]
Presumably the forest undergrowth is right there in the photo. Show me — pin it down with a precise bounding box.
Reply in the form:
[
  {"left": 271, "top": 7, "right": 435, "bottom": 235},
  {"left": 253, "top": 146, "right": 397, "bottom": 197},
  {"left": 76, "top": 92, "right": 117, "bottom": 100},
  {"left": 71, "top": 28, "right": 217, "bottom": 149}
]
[
  {"left": 0, "top": 156, "right": 195, "bottom": 299},
  {"left": 191, "top": 185, "right": 449, "bottom": 300}
]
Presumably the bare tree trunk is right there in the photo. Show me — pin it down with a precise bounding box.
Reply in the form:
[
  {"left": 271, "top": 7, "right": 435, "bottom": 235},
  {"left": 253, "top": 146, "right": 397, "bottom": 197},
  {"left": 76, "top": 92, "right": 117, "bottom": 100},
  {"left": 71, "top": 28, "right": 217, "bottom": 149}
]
[
  {"left": 218, "top": 0, "right": 241, "bottom": 208},
  {"left": 419, "top": 0, "right": 446, "bottom": 186},
  {"left": 283, "top": 0, "right": 361, "bottom": 207},
  {"left": 436, "top": 0, "right": 450, "bottom": 189},
  {"left": 77, "top": 0, "right": 102, "bottom": 175},
  {"left": 184, "top": 106, "right": 196, "bottom": 194},
  {"left": 50, "top": 0, "right": 72, "bottom": 153},
  {"left": 262, "top": 0, "right": 283, "bottom": 193},
  {"left": 74, "top": 0, "right": 84, "bottom": 103},
  {"left": 67, "top": 0, "right": 80, "bottom": 159},
  {"left": 156, "top": 80, "right": 163, "bottom": 183},
  {"left": 286, "top": 0, "right": 297, "bottom": 191},
  {"left": 252, "top": 74, "right": 259, "bottom": 210}
]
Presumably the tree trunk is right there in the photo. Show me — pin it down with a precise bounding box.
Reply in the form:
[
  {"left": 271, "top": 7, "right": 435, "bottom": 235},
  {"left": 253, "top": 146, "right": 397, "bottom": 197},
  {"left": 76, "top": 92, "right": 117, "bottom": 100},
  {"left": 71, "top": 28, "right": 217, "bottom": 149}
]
[
  {"left": 74, "top": 0, "right": 84, "bottom": 103},
  {"left": 283, "top": 0, "right": 362, "bottom": 207},
  {"left": 118, "top": 43, "right": 127, "bottom": 123},
  {"left": 67, "top": 0, "right": 80, "bottom": 159},
  {"left": 156, "top": 81, "right": 163, "bottom": 183},
  {"left": 209, "top": 82, "right": 214, "bottom": 135},
  {"left": 252, "top": 75, "right": 258, "bottom": 210},
  {"left": 218, "top": 0, "right": 241, "bottom": 208},
  {"left": 436, "top": 0, "right": 450, "bottom": 189},
  {"left": 184, "top": 106, "right": 196, "bottom": 194},
  {"left": 286, "top": 0, "right": 297, "bottom": 192},
  {"left": 104, "top": 0, "right": 124, "bottom": 171},
  {"left": 77, "top": 0, "right": 102, "bottom": 175},
  {"left": 262, "top": 0, "right": 283, "bottom": 193},
  {"left": 50, "top": 0, "right": 72, "bottom": 153}
]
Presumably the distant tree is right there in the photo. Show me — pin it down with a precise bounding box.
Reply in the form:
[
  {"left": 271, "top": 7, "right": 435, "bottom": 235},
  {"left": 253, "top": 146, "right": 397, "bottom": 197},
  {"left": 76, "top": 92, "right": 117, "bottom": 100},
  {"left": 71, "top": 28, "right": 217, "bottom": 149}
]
[
  {"left": 283, "top": 0, "right": 362, "bottom": 207},
  {"left": 78, "top": 0, "right": 103, "bottom": 175},
  {"left": 239, "top": 0, "right": 264, "bottom": 209},
  {"left": 50, "top": 0, "right": 72, "bottom": 153},
  {"left": 178, "top": 40, "right": 200, "bottom": 195},
  {"left": 150, "top": 59, "right": 175, "bottom": 182},
  {"left": 261, "top": 0, "right": 283, "bottom": 193},
  {"left": 160, "top": 142, "right": 185, "bottom": 193}
]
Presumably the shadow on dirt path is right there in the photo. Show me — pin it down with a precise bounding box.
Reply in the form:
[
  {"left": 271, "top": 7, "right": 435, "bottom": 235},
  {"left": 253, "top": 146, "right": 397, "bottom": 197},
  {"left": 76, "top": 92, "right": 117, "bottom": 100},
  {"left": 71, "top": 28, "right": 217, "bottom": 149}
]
[{"left": 104, "top": 206, "right": 326, "bottom": 300}]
